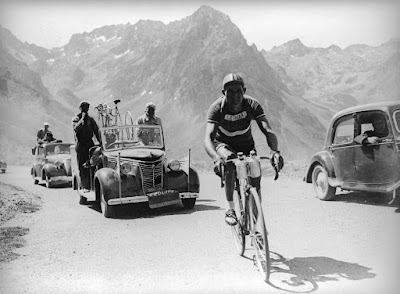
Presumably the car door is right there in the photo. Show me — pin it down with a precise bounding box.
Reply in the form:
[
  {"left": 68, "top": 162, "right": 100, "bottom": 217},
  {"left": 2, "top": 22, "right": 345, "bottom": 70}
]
[
  {"left": 354, "top": 110, "right": 399, "bottom": 189},
  {"left": 330, "top": 114, "right": 357, "bottom": 185},
  {"left": 33, "top": 145, "right": 46, "bottom": 176}
]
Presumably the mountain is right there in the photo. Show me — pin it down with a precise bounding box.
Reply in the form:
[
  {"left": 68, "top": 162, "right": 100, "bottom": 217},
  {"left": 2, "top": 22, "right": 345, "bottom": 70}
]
[
  {"left": 2, "top": 5, "right": 388, "bottom": 169},
  {"left": 262, "top": 38, "right": 400, "bottom": 114}
]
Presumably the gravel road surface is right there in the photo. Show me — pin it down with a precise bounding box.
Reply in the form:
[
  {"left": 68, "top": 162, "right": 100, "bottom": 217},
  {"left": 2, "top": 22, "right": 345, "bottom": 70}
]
[{"left": 0, "top": 165, "right": 399, "bottom": 294}]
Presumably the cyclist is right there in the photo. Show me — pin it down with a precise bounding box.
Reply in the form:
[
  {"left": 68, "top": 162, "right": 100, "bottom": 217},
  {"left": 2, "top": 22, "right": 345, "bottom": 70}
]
[{"left": 204, "top": 73, "right": 284, "bottom": 226}]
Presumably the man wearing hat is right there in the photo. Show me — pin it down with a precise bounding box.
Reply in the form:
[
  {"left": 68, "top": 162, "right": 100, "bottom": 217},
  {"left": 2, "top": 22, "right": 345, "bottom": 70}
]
[
  {"left": 204, "top": 73, "right": 284, "bottom": 226},
  {"left": 72, "top": 101, "right": 100, "bottom": 192},
  {"left": 37, "top": 122, "right": 54, "bottom": 142},
  {"left": 136, "top": 102, "right": 162, "bottom": 126}
]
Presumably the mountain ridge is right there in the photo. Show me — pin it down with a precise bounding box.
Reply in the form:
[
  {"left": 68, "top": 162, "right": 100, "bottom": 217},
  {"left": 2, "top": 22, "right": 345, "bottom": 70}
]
[{"left": 1, "top": 6, "right": 397, "bottom": 168}]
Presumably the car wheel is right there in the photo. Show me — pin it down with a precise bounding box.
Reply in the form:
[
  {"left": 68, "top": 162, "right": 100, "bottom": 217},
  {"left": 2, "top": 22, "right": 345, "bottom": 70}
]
[
  {"left": 182, "top": 198, "right": 196, "bottom": 209},
  {"left": 32, "top": 170, "right": 39, "bottom": 185},
  {"left": 45, "top": 175, "right": 53, "bottom": 188},
  {"left": 79, "top": 194, "right": 88, "bottom": 205},
  {"left": 312, "top": 165, "right": 336, "bottom": 200},
  {"left": 100, "top": 184, "right": 114, "bottom": 218}
]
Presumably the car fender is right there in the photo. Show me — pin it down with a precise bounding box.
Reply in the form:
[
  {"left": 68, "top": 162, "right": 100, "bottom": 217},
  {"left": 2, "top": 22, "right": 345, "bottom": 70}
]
[
  {"left": 305, "top": 151, "right": 336, "bottom": 183},
  {"left": 94, "top": 168, "right": 120, "bottom": 201},
  {"left": 41, "top": 163, "right": 64, "bottom": 179},
  {"left": 165, "top": 167, "right": 200, "bottom": 193}
]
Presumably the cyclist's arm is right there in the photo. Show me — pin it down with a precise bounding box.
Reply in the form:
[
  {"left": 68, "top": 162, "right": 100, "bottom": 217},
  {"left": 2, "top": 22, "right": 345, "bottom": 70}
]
[
  {"left": 255, "top": 116, "right": 279, "bottom": 152},
  {"left": 204, "top": 122, "right": 220, "bottom": 162}
]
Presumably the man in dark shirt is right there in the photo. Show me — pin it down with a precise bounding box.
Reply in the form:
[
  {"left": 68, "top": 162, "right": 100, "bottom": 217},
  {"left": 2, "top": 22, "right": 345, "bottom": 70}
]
[
  {"left": 72, "top": 101, "right": 100, "bottom": 191},
  {"left": 204, "top": 73, "right": 284, "bottom": 225}
]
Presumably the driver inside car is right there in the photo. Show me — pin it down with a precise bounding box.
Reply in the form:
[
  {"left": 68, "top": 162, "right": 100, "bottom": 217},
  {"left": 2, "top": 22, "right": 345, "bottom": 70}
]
[{"left": 354, "top": 116, "right": 389, "bottom": 145}]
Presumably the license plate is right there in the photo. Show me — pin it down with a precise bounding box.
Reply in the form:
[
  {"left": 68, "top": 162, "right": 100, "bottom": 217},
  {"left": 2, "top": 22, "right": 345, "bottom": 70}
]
[{"left": 147, "top": 190, "right": 181, "bottom": 209}]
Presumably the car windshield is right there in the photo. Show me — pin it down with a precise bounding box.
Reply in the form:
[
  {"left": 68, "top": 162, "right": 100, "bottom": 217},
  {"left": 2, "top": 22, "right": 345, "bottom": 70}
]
[
  {"left": 101, "top": 125, "right": 164, "bottom": 151},
  {"left": 45, "top": 144, "right": 71, "bottom": 155}
]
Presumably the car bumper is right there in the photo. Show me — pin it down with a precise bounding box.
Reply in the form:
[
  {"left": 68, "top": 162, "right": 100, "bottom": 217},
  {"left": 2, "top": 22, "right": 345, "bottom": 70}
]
[
  {"left": 49, "top": 176, "right": 73, "bottom": 185},
  {"left": 108, "top": 192, "right": 199, "bottom": 206}
]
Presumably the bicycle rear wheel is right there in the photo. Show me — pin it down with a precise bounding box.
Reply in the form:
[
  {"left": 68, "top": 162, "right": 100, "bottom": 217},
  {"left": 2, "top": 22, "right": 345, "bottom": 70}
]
[
  {"left": 231, "top": 188, "right": 245, "bottom": 256},
  {"left": 248, "top": 187, "right": 270, "bottom": 282}
]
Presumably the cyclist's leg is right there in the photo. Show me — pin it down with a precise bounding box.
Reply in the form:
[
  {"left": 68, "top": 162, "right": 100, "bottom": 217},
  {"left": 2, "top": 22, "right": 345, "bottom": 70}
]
[{"left": 216, "top": 143, "right": 237, "bottom": 225}]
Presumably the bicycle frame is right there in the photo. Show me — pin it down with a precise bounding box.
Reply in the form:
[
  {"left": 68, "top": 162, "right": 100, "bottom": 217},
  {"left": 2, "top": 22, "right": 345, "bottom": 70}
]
[
  {"left": 95, "top": 100, "right": 122, "bottom": 128},
  {"left": 220, "top": 151, "right": 273, "bottom": 282}
]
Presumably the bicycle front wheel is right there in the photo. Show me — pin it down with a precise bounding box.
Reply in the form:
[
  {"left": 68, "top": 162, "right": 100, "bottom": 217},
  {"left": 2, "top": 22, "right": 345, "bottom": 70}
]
[
  {"left": 248, "top": 187, "right": 270, "bottom": 282},
  {"left": 231, "top": 188, "right": 245, "bottom": 256}
]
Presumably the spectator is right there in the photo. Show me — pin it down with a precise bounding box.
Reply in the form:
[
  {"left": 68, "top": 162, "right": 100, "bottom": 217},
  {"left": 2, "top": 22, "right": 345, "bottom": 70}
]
[
  {"left": 354, "top": 116, "right": 389, "bottom": 145},
  {"left": 37, "top": 122, "right": 54, "bottom": 142},
  {"left": 136, "top": 102, "right": 162, "bottom": 126},
  {"left": 72, "top": 101, "right": 100, "bottom": 192}
]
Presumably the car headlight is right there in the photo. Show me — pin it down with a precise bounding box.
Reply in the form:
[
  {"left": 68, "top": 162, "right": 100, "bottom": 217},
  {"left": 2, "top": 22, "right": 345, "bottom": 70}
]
[
  {"left": 168, "top": 159, "right": 181, "bottom": 171},
  {"left": 121, "top": 162, "right": 132, "bottom": 175}
]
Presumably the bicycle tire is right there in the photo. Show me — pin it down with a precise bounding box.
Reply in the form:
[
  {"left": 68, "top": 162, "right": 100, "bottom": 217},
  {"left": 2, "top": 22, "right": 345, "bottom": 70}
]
[
  {"left": 248, "top": 187, "right": 270, "bottom": 282},
  {"left": 231, "top": 187, "right": 246, "bottom": 256}
]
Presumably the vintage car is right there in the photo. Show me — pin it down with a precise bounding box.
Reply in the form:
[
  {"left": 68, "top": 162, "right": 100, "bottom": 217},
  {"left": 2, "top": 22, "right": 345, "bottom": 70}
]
[
  {"left": 31, "top": 141, "right": 74, "bottom": 188},
  {"left": 70, "top": 124, "right": 200, "bottom": 218},
  {"left": 304, "top": 101, "right": 400, "bottom": 201},
  {"left": 0, "top": 159, "right": 6, "bottom": 173}
]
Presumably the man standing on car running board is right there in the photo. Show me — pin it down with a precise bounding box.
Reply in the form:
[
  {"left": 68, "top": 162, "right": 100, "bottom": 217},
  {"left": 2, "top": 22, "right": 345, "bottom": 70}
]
[
  {"left": 72, "top": 101, "right": 100, "bottom": 192},
  {"left": 204, "top": 73, "right": 284, "bottom": 226}
]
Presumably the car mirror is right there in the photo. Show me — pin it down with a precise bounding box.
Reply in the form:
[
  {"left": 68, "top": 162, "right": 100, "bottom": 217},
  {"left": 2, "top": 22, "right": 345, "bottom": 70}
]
[{"left": 32, "top": 147, "right": 36, "bottom": 155}]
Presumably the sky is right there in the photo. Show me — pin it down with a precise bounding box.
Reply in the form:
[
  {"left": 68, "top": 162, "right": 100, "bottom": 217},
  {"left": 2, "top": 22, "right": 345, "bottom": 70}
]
[{"left": 0, "top": 0, "right": 399, "bottom": 51}]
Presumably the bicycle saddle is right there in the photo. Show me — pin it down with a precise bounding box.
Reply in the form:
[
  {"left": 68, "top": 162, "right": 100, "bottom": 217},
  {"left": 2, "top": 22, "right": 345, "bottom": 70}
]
[{"left": 113, "top": 99, "right": 121, "bottom": 105}]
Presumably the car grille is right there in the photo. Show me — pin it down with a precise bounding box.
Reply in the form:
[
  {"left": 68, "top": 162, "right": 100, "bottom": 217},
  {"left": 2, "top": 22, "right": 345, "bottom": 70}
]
[{"left": 139, "top": 160, "right": 163, "bottom": 193}]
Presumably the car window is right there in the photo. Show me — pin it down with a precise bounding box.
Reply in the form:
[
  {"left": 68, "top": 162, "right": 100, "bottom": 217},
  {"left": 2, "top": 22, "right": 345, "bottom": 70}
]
[
  {"left": 101, "top": 125, "right": 164, "bottom": 151},
  {"left": 394, "top": 110, "right": 400, "bottom": 133},
  {"left": 333, "top": 116, "right": 354, "bottom": 145},
  {"left": 356, "top": 111, "right": 389, "bottom": 138}
]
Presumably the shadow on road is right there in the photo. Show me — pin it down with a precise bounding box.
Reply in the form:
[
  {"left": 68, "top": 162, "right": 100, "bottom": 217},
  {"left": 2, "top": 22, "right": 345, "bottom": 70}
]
[
  {"left": 332, "top": 191, "right": 400, "bottom": 211},
  {"left": 268, "top": 251, "right": 376, "bottom": 293},
  {"left": 87, "top": 198, "right": 222, "bottom": 219}
]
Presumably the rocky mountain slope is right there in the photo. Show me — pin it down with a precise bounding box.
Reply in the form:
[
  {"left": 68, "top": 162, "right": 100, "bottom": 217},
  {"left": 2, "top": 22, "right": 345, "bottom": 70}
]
[
  {"left": 1, "top": 5, "right": 397, "bottom": 167},
  {"left": 262, "top": 38, "right": 400, "bottom": 114}
]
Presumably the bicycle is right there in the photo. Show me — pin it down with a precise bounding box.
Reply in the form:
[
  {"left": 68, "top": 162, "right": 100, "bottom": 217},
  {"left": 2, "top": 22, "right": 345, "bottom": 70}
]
[
  {"left": 220, "top": 150, "right": 279, "bottom": 282},
  {"left": 94, "top": 99, "right": 123, "bottom": 127}
]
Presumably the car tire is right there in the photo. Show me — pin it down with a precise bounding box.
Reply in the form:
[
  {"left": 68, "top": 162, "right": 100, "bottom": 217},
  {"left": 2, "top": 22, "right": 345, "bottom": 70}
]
[
  {"left": 45, "top": 175, "right": 53, "bottom": 188},
  {"left": 182, "top": 198, "right": 196, "bottom": 209},
  {"left": 312, "top": 165, "right": 336, "bottom": 200},
  {"left": 32, "top": 171, "right": 39, "bottom": 185},
  {"left": 79, "top": 195, "right": 88, "bottom": 205},
  {"left": 100, "top": 184, "right": 114, "bottom": 218}
]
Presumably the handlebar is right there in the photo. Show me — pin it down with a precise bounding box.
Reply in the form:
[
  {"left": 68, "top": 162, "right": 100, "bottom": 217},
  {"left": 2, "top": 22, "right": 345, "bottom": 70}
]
[{"left": 219, "top": 154, "right": 279, "bottom": 188}]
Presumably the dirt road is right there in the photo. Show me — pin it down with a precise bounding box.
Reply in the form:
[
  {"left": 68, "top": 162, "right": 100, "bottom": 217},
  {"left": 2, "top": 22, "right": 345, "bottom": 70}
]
[{"left": 0, "top": 165, "right": 399, "bottom": 294}]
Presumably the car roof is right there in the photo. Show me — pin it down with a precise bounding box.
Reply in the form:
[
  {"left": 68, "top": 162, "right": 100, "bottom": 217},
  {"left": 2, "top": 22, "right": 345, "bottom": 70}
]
[{"left": 332, "top": 100, "right": 400, "bottom": 121}]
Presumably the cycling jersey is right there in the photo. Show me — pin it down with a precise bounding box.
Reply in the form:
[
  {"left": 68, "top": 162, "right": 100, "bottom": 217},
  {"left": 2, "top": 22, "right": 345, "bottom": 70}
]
[{"left": 207, "top": 94, "right": 265, "bottom": 151}]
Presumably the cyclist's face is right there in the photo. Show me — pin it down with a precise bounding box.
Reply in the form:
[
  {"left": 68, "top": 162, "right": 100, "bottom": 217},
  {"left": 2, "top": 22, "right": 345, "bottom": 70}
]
[{"left": 224, "top": 84, "right": 244, "bottom": 111}]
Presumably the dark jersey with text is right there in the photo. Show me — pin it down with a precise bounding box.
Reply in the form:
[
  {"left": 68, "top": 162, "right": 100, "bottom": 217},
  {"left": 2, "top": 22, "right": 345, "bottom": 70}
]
[{"left": 207, "top": 95, "right": 265, "bottom": 149}]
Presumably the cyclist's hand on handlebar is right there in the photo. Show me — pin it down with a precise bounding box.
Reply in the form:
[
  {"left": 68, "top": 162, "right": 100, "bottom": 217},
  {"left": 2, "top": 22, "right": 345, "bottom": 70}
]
[
  {"left": 213, "top": 156, "right": 224, "bottom": 177},
  {"left": 270, "top": 151, "right": 284, "bottom": 172}
]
